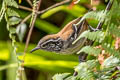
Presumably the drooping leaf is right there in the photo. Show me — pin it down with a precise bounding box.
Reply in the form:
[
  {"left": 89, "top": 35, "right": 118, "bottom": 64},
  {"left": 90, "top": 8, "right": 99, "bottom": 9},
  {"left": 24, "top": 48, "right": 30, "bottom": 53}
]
[
  {"left": 16, "top": 23, "right": 27, "bottom": 42},
  {"left": 8, "top": 17, "right": 21, "bottom": 25}
]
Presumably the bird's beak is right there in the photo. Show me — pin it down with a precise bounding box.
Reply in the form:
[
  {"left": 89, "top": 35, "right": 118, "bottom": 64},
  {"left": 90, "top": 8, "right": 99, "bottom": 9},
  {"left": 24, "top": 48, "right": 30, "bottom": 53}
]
[{"left": 30, "top": 47, "right": 40, "bottom": 53}]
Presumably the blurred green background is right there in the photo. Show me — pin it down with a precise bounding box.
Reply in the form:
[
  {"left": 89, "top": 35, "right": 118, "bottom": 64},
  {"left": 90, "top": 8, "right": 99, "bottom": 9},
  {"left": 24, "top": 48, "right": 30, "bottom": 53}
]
[{"left": 0, "top": 0, "right": 106, "bottom": 80}]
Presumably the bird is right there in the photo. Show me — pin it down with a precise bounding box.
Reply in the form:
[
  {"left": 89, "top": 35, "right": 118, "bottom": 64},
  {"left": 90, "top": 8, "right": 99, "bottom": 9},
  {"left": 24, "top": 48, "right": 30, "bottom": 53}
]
[{"left": 30, "top": 17, "right": 94, "bottom": 54}]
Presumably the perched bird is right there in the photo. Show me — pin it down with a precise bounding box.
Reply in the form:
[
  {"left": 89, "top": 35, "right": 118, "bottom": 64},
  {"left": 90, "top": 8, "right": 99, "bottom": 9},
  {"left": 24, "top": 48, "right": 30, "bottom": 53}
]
[{"left": 30, "top": 18, "right": 93, "bottom": 54}]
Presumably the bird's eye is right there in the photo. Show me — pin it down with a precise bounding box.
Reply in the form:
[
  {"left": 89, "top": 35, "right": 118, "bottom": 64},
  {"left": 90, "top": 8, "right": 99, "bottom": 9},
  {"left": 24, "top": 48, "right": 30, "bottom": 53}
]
[{"left": 41, "top": 44, "right": 47, "bottom": 48}]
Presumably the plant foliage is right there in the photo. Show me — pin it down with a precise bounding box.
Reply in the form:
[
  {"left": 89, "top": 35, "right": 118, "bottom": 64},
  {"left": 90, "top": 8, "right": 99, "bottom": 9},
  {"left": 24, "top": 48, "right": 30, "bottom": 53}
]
[
  {"left": 52, "top": 0, "right": 120, "bottom": 80},
  {"left": 1, "top": 0, "right": 120, "bottom": 80}
]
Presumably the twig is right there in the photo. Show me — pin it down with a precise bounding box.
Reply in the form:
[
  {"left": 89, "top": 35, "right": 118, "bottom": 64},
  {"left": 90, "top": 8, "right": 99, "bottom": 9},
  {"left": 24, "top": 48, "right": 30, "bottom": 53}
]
[
  {"left": 19, "top": 0, "right": 71, "bottom": 25},
  {"left": 19, "top": 0, "right": 71, "bottom": 13},
  {"left": 23, "top": 0, "right": 42, "bottom": 62},
  {"left": 19, "top": 0, "right": 42, "bottom": 79},
  {"left": 96, "top": 0, "right": 114, "bottom": 29},
  {"left": 37, "top": 0, "right": 71, "bottom": 14},
  {"left": 20, "top": 14, "right": 32, "bottom": 24},
  {"left": 26, "top": 0, "right": 33, "bottom": 7},
  {"left": 19, "top": 5, "right": 32, "bottom": 12}
]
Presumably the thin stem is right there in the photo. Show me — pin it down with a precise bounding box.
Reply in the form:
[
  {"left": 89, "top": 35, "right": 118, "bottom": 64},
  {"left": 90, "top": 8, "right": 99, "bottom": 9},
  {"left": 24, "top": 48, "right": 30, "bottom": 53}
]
[
  {"left": 19, "top": 0, "right": 71, "bottom": 13},
  {"left": 26, "top": 0, "right": 33, "bottom": 7},
  {"left": 37, "top": 0, "right": 71, "bottom": 14},
  {"left": 23, "top": 0, "right": 42, "bottom": 63},
  {"left": 19, "top": 0, "right": 71, "bottom": 29},
  {"left": 96, "top": 0, "right": 114, "bottom": 29},
  {"left": 19, "top": 0, "right": 42, "bottom": 79},
  {"left": 19, "top": 5, "right": 32, "bottom": 12},
  {"left": 20, "top": 14, "right": 32, "bottom": 24}
]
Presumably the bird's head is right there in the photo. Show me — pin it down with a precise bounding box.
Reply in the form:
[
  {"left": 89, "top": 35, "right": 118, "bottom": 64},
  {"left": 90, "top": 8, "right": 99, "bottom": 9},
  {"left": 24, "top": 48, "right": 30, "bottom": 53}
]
[{"left": 30, "top": 34, "right": 64, "bottom": 53}]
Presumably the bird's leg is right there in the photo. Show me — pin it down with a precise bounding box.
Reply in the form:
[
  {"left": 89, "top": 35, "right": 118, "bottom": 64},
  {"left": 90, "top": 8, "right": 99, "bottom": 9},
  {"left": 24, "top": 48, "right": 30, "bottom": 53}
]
[{"left": 78, "top": 52, "right": 88, "bottom": 62}]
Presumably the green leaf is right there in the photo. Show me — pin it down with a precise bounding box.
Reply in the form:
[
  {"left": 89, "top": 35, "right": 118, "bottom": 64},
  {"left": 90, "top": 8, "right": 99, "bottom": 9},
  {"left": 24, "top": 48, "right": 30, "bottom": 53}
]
[
  {"left": 65, "top": 76, "right": 76, "bottom": 80},
  {"left": 102, "top": 56, "right": 119, "bottom": 68},
  {"left": 64, "top": 5, "right": 86, "bottom": 17},
  {"left": 7, "top": 8, "right": 20, "bottom": 17},
  {"left": 41, "top": 5, "right": 86, "bottom": 18},
  {"left": 9, "top": 27, "right": 16, "bottom": 34},
  {"left": 0, "top": 63, "right": 17, "bottom": 71},
  {"left": 35, "top": 18, "right": 60, "bottom": 33},
  {"left": 4, "top": 0, "right": 18, "bottom": 8},
  {"left": 0, "top": 49, "right": 9, "bottom": 61},
  {"left": 73, "top": 30, "right": 104, "bottom": 44},
  {"left": 52, "top": 73, "right": 70, "bottom": 80},
  {"left": 86, "top": 60, "right": 99, "bottom": 69},
  {"left": 8, "top": 17, "right": 21, "bottom": 25},
  {"left": 77, "top": 46, "right": 101, "bottom": 56},
  {"left": 41, "top": 6, "right": 65, "bottom": 19},
  {"left": 116, "top": 78, "right": 120, "bottom": 80},
  {"left": 0, "top": 42, "right": 78, "bottom": 72},
  {"left": 74, "top": 60, "right": 99, "bottom": 80},
  {"left": 79, "top": 10, "right": 106, "bottom": 23},
  {"left": 75, "top": 61, "right": 95, "bottom": 80}
]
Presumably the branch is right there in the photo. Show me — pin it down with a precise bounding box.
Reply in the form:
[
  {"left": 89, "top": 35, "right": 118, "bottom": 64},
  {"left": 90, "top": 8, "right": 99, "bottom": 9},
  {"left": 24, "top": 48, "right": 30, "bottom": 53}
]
[
  {"left": 19, "top": 0, "right": 71, "bottom": 13},
  {"left": 26, "top": 0, "right": 33, "bottom": 7},
  {"left": 20, "top": 14, "right": 32, "bottom": 24},
  {"left": 19, "top": 0, "right": 71, "bottom": 25},
  {"left": 96, "top": 0, "right": 114, "bottom": 29},
  {"left": 20, "top": 1, "right": 42, "bottom": 79},
  {"left": 19, "top": 5, "right": 32, "bottom": 12},
  {"left": 23, "top": 0, "right": 42, "bottom": 61},
  {"left": 37, "top": 0, "right": 71, "bottom": 14}
]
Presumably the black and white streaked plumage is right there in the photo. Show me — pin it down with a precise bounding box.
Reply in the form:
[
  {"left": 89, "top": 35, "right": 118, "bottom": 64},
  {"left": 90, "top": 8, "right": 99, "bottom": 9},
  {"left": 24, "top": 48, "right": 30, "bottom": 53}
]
[{"left": 30, "top": 18, "right": 92, "bottom": 54}]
